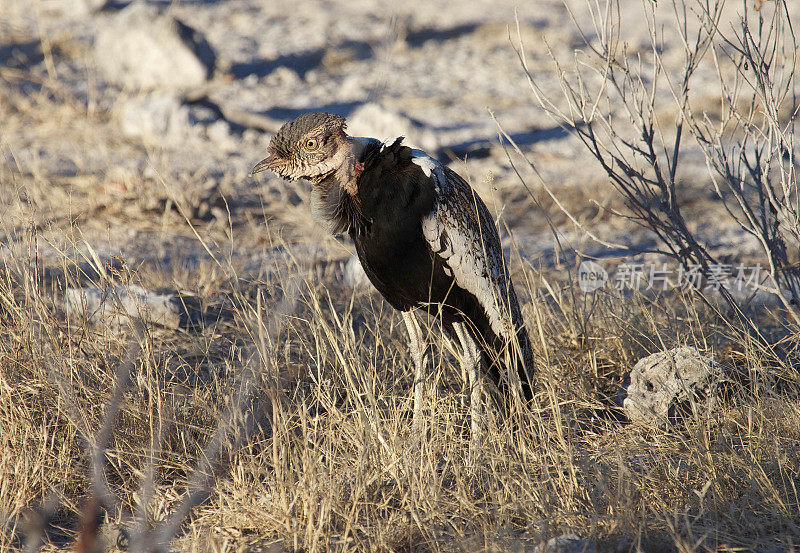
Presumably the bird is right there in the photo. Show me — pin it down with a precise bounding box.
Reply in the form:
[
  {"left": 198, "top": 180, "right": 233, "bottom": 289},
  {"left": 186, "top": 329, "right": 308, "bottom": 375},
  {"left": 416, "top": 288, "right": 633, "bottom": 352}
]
[{"left": 251, "top": 112, "right": 534, "bottom": 451}]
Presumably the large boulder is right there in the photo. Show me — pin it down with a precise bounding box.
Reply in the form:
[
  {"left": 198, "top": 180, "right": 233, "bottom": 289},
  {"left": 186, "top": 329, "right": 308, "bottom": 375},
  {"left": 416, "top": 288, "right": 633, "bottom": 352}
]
[
  {"left": 94, "top": 2, "right": 215, "bottom": 91},
  {"left": 619, "top": 347, "right": 722, "bottom": 426}
]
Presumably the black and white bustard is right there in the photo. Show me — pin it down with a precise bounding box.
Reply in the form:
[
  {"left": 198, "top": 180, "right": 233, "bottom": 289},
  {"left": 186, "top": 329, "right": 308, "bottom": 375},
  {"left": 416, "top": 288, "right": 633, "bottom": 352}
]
[{"left": 252, "top": 112, "right": 534, "bottom": 445}]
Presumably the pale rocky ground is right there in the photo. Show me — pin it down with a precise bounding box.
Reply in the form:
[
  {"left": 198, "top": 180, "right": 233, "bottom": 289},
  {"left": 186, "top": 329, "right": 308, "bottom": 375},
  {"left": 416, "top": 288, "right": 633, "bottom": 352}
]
[{"left": 3, "top": 0, "right": 787, "bottom": 282}]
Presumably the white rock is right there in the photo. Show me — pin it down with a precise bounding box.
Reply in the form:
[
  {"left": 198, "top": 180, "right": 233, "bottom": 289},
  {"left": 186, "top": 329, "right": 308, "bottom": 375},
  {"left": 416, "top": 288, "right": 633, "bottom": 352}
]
[
  {"left": 347, "top": 103, "right": 439, "bottom": 153},
  {"left": 65, "top": 285, "right": 180, "bottom": 330},
  {"left": 264, "top": 66, "right": 301, "bottom": 88},
  {"left": 118, "top": 94, "right": 194, "bottom": 147},
  {"left": 343, "top": 255, "right": 370, "bottom": 289},
  {"left": 338, "top": 75, "right": 365, "bottom": 99},
  {"left": 206, "top": 119, "right": 237, "bottom": 152},
  {"left": 42, "top": 0, "right": 109, "bottom": 17},
  {"left": 619, "top": 347, "right": 722, "bottom": 426},
  {"left": 242, "top": 129, "right": 260, "bottom": 144},
  {"left": 534, "top": 534, "right": 595, "bottom": 553},
  {"left": 94, "top": 2, "right": 215, "bottom": 91}
]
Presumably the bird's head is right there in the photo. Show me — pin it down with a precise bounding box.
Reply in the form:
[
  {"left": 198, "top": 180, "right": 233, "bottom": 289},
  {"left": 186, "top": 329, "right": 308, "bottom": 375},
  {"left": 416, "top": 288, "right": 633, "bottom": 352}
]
[{"left": 251, "top": 112, "right": 350, "bottom": 184}]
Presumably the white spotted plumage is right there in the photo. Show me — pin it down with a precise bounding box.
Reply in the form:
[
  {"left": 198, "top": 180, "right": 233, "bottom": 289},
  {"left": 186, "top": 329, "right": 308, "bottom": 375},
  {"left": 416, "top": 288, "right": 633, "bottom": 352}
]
[
  {"left": 411, "top": 150, "right": 436, "bottom": 178},
  {"left": 414, "top": 151, "right": 521, "bottom": 343}
]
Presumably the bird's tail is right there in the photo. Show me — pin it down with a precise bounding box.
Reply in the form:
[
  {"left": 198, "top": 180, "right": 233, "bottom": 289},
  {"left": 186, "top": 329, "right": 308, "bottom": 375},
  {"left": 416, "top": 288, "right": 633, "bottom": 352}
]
[{"left": 466, "top": 322, "right": 534, "bottom": 403}]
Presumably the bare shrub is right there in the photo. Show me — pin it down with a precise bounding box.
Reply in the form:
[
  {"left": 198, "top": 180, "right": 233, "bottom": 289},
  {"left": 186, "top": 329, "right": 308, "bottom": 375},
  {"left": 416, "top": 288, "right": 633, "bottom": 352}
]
[{"left": 512, "top": 0, "right": 799, "bottom": 333}]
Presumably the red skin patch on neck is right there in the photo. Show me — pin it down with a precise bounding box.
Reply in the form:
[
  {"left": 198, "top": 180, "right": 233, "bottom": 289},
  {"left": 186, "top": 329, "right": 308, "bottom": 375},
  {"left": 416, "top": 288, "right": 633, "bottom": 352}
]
[{"left": 344, "top": 160, "right": 365, "bottom": 198}]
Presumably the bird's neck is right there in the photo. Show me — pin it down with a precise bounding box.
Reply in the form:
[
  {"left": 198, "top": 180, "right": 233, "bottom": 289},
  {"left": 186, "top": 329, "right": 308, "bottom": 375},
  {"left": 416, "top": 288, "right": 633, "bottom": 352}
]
[
  {"left": 309, "top": 137, "right": 379, "bottom": 235},
  {"left": 307, "top": 135, "right": 374, "bottom": 188},
  {"left": 337, "top": 136, "right": 380, "bottom": 193}
]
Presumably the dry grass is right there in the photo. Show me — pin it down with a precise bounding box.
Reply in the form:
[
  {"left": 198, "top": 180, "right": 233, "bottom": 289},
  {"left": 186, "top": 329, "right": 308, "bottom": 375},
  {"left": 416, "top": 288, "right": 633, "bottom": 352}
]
[{"left": 2, "top": 130, "right": 800, "bottom": 552}]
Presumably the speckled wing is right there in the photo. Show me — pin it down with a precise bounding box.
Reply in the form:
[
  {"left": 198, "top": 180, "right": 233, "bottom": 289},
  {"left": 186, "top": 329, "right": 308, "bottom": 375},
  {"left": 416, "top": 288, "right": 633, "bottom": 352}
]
[{"left": 413, "top": 151, "right": 530, "bottom": 362}]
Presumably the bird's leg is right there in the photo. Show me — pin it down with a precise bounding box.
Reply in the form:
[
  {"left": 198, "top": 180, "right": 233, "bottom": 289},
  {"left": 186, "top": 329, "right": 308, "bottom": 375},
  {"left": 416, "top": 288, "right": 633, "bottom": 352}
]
[
  {"left": 401, "top": 311, "right": 428, "bottom": 434},
  {"left": 453, "top": 322, "right": 484, "bottom": 464}
]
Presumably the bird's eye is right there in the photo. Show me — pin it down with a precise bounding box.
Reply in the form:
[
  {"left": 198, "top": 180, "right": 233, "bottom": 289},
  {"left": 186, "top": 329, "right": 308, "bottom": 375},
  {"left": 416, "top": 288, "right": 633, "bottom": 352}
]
[{"left": 304, "top": 138, "right": 319, "bottom": 151}]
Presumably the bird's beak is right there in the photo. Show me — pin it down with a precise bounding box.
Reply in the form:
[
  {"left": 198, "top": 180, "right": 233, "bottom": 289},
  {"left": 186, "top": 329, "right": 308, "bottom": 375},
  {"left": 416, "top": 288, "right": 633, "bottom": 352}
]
[{"left": 250, "top": 153, "right": 280, "bottom": 176}]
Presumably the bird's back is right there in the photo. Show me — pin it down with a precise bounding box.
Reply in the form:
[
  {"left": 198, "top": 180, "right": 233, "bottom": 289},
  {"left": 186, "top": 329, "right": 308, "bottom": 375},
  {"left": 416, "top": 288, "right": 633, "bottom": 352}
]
[
  {"left": 413, "top": 154, "right": 534, "bottom": 399},
  {"left": 333, "top": 138, "right": 534, "bottom": 399}
]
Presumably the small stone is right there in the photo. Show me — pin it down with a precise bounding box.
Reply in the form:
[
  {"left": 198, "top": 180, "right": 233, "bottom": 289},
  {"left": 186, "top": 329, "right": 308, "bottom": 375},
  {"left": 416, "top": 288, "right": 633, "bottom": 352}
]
[
  {"left": 338, "top": 75, "right": 365, "bottom": 99},
  {"left": 619, "top": 347, "right": 723, "bottom": 426},
  {"left": 206, "top": 119, "right": 236, "bottom": 152},
  {"left": 534, "top": 534, "right": 595, "bottom": 553},
  {"left": 118, "top": 94, "right": 194, "bottom": 148},
  {"left": 42, "top": 0, "right": 109, "bottom": 17},
  {"left": 343, "top": 255, "right": 370, "bottom": 289},
  {"left": 347, "top": 102, "right": 439, "bottom": 152},
  {"left": 65, "top": 285, "right": 181, "bottom": 330},
  {"left": 321, "top": 44, "right": 365, "bottom": 69},
  {"left": 305, "top": 70, "right": 320, "bottom": 85},
  {"left": 264, "top": 66, "right": 301, "bottom": 88},
  {"left": 94, "top": 2, "right": 215, "bottom": 91},
  {"left": 242, "top": 129, "right": 260, "bottom": 144}
]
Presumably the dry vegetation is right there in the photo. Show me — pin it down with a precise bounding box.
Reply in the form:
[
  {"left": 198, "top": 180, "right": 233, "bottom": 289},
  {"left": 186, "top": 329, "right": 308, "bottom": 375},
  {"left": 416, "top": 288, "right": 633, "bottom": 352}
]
[{"left": 2, "top": 0, "right": 800, "bottom": 552}]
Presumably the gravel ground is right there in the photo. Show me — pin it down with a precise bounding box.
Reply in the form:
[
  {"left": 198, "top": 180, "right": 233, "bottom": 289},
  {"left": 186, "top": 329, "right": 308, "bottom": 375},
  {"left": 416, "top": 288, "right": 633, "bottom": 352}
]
[{"left": 5, "top": 3, "right": 792, "bottom": 258}]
